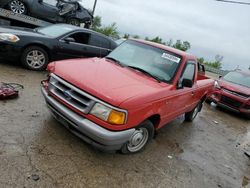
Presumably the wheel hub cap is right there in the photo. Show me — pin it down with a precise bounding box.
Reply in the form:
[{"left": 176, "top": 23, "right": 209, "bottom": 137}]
[
  {"left": 10, "top": 0, "right": 25, "bottom": 14},
  {"left": 127, "top": 128, "right": 149, "bottom": 152},
  {"left": 26, "top": 50, "right": 45, "bottom": 69}
]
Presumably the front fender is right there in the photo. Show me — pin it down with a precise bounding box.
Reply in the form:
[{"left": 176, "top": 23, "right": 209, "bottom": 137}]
[{"left": 73, "top": 9, "right": 92, "bottom": 22}]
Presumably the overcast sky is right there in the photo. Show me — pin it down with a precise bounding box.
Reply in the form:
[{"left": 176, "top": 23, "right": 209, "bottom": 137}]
[{"left": 83, "top": 0, "right": 250, "bottom": 70}]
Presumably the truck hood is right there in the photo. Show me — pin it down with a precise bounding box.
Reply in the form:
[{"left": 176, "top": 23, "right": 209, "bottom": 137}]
[
  {"left": 52, "top": 58, "right": 169, "bottom": 107},
  {"left": 220, "top": 79, "right": 250, "bottom": 96}
]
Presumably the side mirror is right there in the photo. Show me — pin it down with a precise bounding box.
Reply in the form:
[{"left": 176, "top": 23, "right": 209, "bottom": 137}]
[
  {"left": 38, "top": 0, "right": 43, "bottom": 3},
  {"left": 182, "top": 78, "right": 193, "bottom": 88},
  {"left": 177, "top": 78, "right": 193, "bottom": 89},
  {"left": 64, "top": 37, "right": 75, "bottom": 43}
]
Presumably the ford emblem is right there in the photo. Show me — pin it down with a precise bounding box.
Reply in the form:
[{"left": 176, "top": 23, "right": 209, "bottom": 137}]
[{"left": 64, "top": 90, "right": 72, "bottom": 100}]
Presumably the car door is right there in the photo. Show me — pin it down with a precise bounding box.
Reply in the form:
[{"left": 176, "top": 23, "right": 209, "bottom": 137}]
[
  {"left": 57, "top": 31, "right": 93, "bottom": 59},
  {"left": 168, "top": 61, "right": 197, "bottom": 118},
  {"left": 88, "top": 34, "right": 112, "bottom": 57},
  {"left": 30, "top": 0, "right": 58, "bottom": 22}
]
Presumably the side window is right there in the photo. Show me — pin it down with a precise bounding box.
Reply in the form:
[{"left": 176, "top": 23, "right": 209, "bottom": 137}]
[
  {"left": 181, "top": 62, "right": 196, "bottom": 83},
  {"left": 68, "top": 32, "right": 90, "bottom": 45},
  {"left": 43, "top": 0, "right": 57, "bottom": 6},
  {"left": 89, "top": 34, "right": 111, "bottom": 49}
]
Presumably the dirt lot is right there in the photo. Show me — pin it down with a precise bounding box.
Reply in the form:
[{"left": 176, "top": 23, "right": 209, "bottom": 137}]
[{"left": 0, "top": 61, "right": 250, "bottom": 188}]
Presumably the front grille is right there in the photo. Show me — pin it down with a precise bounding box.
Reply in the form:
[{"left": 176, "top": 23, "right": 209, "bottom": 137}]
[
  {"left": 221, "top": 95, "right": 243, "bottom": 108},
  {"left": 222, "top": 88, "right": 249, "bottom": 99},
  {"left": 48, "top": 74, "right": 95, "bottom": 114}
]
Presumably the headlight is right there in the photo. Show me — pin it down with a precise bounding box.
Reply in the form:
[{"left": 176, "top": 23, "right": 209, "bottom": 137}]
[
  {"left": 90, "top": 103, "right": 126, "bottom": 125},
  {"left": 0, "top": 33, "right": 20, "bottom": 43},
  {"left": 214, "top": 80, "right": 221, "bottom": 89}
]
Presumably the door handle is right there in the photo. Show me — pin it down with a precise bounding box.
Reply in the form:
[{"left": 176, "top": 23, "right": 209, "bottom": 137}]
[{"left": 191, "top": 91, "right": 195, "bottom": 96}]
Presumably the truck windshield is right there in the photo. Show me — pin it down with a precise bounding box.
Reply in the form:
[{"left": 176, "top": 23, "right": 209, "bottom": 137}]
[
  {"left": 36, "top": 25, "right": 74, "bottom": 37},
  {"left": 106, "top": 40, "right": 182, "bottom": 82},
  {"left": 223, "top": 71, "right": 250, "bottom": 88}
]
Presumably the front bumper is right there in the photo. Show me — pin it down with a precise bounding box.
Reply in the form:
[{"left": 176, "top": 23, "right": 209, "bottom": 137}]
[
  {"left": 0, "top": 41, "right": 21, "bottom": 60},
  {"left": 41, "top": 87, "right": 135, "bottom": 152},
  {"left": 209, "top": 90, "right": 250, "bottom": 115}
]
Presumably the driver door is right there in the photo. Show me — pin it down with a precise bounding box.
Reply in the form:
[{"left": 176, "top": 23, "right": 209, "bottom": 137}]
[
  {"left": 170, "top": 61, "right": 197, "bottom": 117},
  {"left": 30, "top": 0, "right": 58, "bottom": 22}
]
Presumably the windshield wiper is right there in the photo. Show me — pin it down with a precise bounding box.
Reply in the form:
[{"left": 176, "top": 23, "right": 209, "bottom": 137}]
[
  {"left": 126, "top": 66, "right": 165, "bottom": 83},
  {"left": 105, "top": 57, "right": 124, "bottom": 67}
]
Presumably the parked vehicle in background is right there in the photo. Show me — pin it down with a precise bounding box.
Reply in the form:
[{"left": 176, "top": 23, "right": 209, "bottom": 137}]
[
  {"left": 115, "top": 38, "right": 126, "bottom": 45},
  {"left": 0, "top": 0, "right": 93, "bottom": 26},
  {"left": 0, "top": 24, "right": 117, "bottom": 70},
  {"left": 207, "top": 70, "right": 250, "bottom": 118},
  {"left": 41, "top": 39, "right": 214, "bottom": 153}
]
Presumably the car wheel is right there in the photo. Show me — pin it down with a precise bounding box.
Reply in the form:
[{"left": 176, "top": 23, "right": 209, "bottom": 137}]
[
  {"left": 21, "top": 46, "right": 49, "bottom": 71},
  {"left": 185, "top": 102, "right": 202, "bottom": 122},
  {"left": 67, "top": 18, "right": 80, "bottom": 26},
  {"left": 121, "top": 120, "right": 154, "bottom": 154},
  {"left": 8, "top": 0, "right": 27, "bottom": 14}
]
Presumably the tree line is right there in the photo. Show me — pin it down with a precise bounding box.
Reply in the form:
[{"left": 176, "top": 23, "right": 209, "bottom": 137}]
[{"left": 91, "top": 16, "right": 223, "bottom": 69}]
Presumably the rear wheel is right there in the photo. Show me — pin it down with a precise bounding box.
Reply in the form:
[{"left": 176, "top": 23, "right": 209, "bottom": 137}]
[
  {"left": 67, "top": 18, "right": 80, "bottom": 26},
  {"left": 121, "top": 120, "right": 154, "bottom": 154},
  {"left": 8, "top": 0, "right": 27, "bottom": 14},
  {"left": 185, "top": 102, "right": 202, "bottom": 121},
  {"left": 21, "top": 46, "right": 49, "bottom": 71}
]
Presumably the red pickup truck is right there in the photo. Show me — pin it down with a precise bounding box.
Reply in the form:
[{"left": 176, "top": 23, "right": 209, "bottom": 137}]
[{"left": 41, "top": 39, "right": 214, "bottom": 153}]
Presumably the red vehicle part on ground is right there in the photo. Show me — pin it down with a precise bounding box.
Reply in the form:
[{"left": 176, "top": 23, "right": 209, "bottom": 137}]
[
  {"left": 208, "top": 70, "right": 250, "bottom": 118},
  {"left": 41, "top": 39, "right": 214, "bottom": 153}
]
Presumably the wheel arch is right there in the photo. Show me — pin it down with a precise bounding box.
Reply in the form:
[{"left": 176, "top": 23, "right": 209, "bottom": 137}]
[
  {"left": 21, "top": 43, "right": 51, "bottom": 60},
  {"left": 201, "top": 94, "right": 208, "bottom": 103},
  {"left": 146, "top": 114, "right": 161, "bottom": 129}
]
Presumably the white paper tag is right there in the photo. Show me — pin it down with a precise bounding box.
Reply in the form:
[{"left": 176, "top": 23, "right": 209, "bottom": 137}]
[{"left": 161, "top": 53, "right": 181, "bottom": 63}]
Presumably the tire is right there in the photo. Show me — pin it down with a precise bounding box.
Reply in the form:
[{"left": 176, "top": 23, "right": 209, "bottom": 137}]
[
  {"left": 67, "top": 18, "right": 80, "bottom": 26},
  {"left": 185, "top": 102, "right": 202, "bottom": 122},
  {"left": 8, "top": 0, "right": 27, "bottom": 14},
  {"left": 21, "top": 46, "right": 49, "bottom": 71},
  {"left": 205, "top": 98, "right": 212, "bottom": 104},
  {"left": 120, "top": 120, "right": 154, "bottom": 154}
]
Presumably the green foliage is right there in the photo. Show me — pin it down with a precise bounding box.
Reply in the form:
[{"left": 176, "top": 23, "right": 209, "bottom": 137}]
[
  {"left": 91, "top": 16, "right": 120, "bottom": 38},
  {"left": 198, "top": 55, "right": 223, "bottom": 69},
  {"left": 91, "top": 16, "right": 102, "bottom": 31},
  {"left": 97, "top": 23, "right": 120, "bottom": 39},
  {"left": 145, "top": 36, "right": 166, "bottom": 45},
  {"left": 123, "top": 34, "right": 130, "bottom": 39},
  {"left": 132, "top": 35, "right": 140, "bottom": 39},
  {"left": 171, "top": 40, "right": 191, "bottom": 52}
]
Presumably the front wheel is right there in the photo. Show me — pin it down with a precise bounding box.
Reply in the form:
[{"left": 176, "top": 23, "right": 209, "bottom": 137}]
[
  {"left": 185, "top": 102, "right": 202, "bottom": 121},
  {"left": 121, "top": 120, "right": 154, "bottom": 154},
  {"left": 8, "top": 0, "right": 27, "bottom": 14},
  {"left": 21, "top": 46, "right": 49, "bottom": 71}
]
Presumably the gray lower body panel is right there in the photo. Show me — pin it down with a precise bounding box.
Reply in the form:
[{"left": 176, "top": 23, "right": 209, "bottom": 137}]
[{"left": 41, "top": 87, "right": 135, "bottom": 152}]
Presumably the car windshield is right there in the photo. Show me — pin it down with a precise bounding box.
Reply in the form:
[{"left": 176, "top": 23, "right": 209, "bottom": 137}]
[
  {"left": 223, "top": 71, "right": 250, "bottom": 88},
  {"left": 36, "top": 25, "right": 74, "bottom": 37},
  {"left": 106, "top": 40, "right": 182, "bottom": 82}
]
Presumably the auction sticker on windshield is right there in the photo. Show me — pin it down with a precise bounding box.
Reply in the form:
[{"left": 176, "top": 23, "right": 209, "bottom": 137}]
[{"left": 162, "top": 53, "right": 181, "bottom": 63}]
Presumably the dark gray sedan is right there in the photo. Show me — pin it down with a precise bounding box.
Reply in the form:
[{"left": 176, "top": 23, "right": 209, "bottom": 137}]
[
  {"left": 0, "top": 0, "right": 92, "bottom": 26},
  {"left": 0, "top": 24, "right": 117, "bottom": 70}
]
